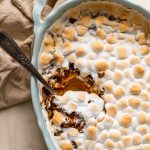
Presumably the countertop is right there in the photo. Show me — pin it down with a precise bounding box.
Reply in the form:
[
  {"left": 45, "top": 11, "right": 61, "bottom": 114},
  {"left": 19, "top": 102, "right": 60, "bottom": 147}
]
[{"left": 0, "top": 1, "right": 149, "bottom": 150}]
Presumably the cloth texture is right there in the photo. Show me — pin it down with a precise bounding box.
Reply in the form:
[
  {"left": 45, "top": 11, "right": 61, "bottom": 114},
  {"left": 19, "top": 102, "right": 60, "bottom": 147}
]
[{"left": 0, "top": 0, "right": 62, "bottom": 108}]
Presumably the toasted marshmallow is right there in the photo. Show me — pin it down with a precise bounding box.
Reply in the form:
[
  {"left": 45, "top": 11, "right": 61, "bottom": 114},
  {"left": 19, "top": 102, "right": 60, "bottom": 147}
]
[
  {"left": 112, "top": 70, "right": 123, "bottom": 83},
  {"left": 67, "top": 53, "right": 76, "bottom": 63},
  {"left": 145, "top": 55, "right": 150, "bottom": 66},
  {"left": 104, "top": 139, "right": 115, "bottom": 149},
  {"left": 117, "top": 98, "right": 128, "bottom": 109},
  {"left": 52, "top": 111, "right": 63, "bottom": 126},
  {"left": 106, "top": 34, "right": 116, "bottom": 44},
  {"left": 96, "top": 60, "right": 108, "bottom": 71},
  {"left": 133, "top": 65, "right": 145, "bottom": 78},
  {"left": 117, "top": 46, "right": 127, "bottom": 59},
  {"left": 86, "top": 126, "right": 97, "bottom": 140},
  {"left": 103, "top": 81, "right": 114, "bottom": 93},
  {"left": 140, "top": 45, "right": 149, "bottom": 55},
  {"left": 63, "top": 27, "right": 76, "bottom": 41},
  {"left": 102, "top": 115, "right": 114, "bottom": 129},
  {"left": 132, "top": 133, "right": 142, "bottom": 145},
  {"left": 76, "top": 47, "right": 86, "bottom": 57},
  {"left": 96, "top": 16, "right": 108, "bottom": 25},
  {"left": 76, "top": 25, "right": 88, "bottom": 36},
  {"left": 106, "top": 104, "right": 118, "bottom": 117},
  {"left": 136, "top": 125, "right": 149, "bottom": 135},
  {"left": 122, "top": 135, "right": 132, "bottom": 147},
  {"left": 113, "top": 85, "right": 125, "bottom": 98},
  {"left": 96, "top": 29, "right": 107, "bottom": 39},
  {"left": 67, "top": 128, "right": 79, "bottom": 137},
  {"left": 109, "top": 130, "right": 121, "bottom": 141},
  {"left": 91, "top": 41, "right": 104, "bottom": 52},
  {"left": 137, "top": 111, "right": 147, "bottom": 124},
  {"left": 129, "top": 83, "right": 141, "bottom": 95},
  {"left": 40, "top": 52, "right": 54, "bottom": 65},
  {"left": 119, "top": 114, "right": 132, "bottom": 128},
  {"left": 141, "top": 102, "right": 150, "bottom": 112},
  {"left": 60, "top": 141, "right": 73, "bottom": 150},
  {"left": 128, "top": 97, "right": 140, "bottom": 108},
  {"left": 143, "top": 133, "right": 150, "bottom": 144},
  {"left": 130, "top": 56, "right": 140, "bottom": 65},
  {"left": 54, "top": 51, "right": 64, "bottom": 65},
  {"left": 105, "top": 44, "right": 114, "bottom": 52}
]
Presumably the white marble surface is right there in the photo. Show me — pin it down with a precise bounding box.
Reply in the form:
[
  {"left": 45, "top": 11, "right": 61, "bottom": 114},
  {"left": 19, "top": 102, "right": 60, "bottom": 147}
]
[{"left": 0, "top": 1, "right": 149, "bottom": 150}]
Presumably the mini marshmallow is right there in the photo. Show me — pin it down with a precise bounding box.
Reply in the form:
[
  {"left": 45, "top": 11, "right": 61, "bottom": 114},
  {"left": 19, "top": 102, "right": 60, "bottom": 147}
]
[
  {"left": 94, "top": 143, "right": 103, "bottom": 150},
  {"left": 105, "top": 44, "right": 114, "bottom": 52},
  {"left": 77, "top": 92, "right": 86, "bottom": 102},
  {"left": 86, "top": 126, "right": 97, "bottom": 140},
  {"left": 118, "top": 60, "right": 129, "bottom": 68},
  {"left": 60, "top": 141, "right": 73, "bottom": 150},
  {"left": 76, "top": 25, "right": 88, "bottom": 36},
  {"left": 75, "top": 59, "right": 84, "bottom": 68},
  {"left": 119, "top": 113, "right": 132, "bottom": 128},
  {"left": 52, "top": 111, "right": 63, "bottom": 126},
  {"left": 143, "top": 133, "right": 150, "bottom": 144},
  {"left": 122, "top": 135, "right": 132, "bottom": 147},
  {"left": 96, "top": 59, "right": 108, "bottom": 71},
  {"left": 68, "top": 102, "right": 78, "bottom": 110},
  {"left": 102, "top": 115, "right": 114, "bottom": 129},
  {"left": 96, "top": 16, "right": 108, "bottom": 25},
  {"left": 137, "top": 111, "right": 147, "bottom": 124},
  {"left": 67, "top": 128, "right": 79, "bottom": 137},
  {"left": 141, "top": 102, "right": 150, "bottom": 112},
  {"left": 79, "top": 16, "right": 91, "bottom": 27},
  {"left": 132, "top": 133, "right": 142, "bottom": 145},
  {"left": 117, "top": 46, "right": 127, "bottom": 59},
  {"left": 133, "top": 65, "right": 145, "bottom": 78},
  {"left": 85, "top": 140, "right": 96, "bottom": 150},
  {"left": 54, "top": 51, "right": 64, "bottom": 65},
  {"left": 140, "top": 45, "right": 149, "bottom": 55},
  {"left": 115, "top": 141, "right": 123, "bottom": 149},
  {"left": 113, "top": 85, "right": 125, "bottom": 98},
  {"left": 106, "top": 34, "right": 116, "bottom": 44},
  {"left": 103, "top": 81, "right": 114, "bottom": 93},
  {"left": 128, "top": 97, "right": 140, "bottom": 108},
  {"left": 96, "top": 29, "right": 107, "bottom": 39},
  {"left": 63, "top": 41, "right": 73, "bottom": 55},
  {"left": 40, "top": 52, "right": 54, "bottom": 65},
  {"left": 105, "top": 103, "right": 118, "bottom": 117},
  {"left": 127, "top": 35, "right": 135, "bottom": 43},
  {"left": 118, "top": 33, "right": 125, "bottom": 40},
  {"left": 140, "top": 90, "right": 149, "bottom": 101},
  {"left": 145, "top": 55, "right": 150, "bottom": 66},
  {"left": 67, "top": 53, "right": 76, "bottom": 63},
  {"left": 109, "top": 130, "right": 121, "bottom": 141},
  {"left": 104, "top": 94, "right": 116, "bottom": 103},
  {"left": 136, "top": 125, "right": 149, "bottom": 135},
  {"left": 63, "top": 27, "right": 76, "bottom": 41},
  {"left": 104, "top": 139, "right": 115, "bottom": 149},
  {"left": 117, "top": 98, "right": 128, "bottom": 109},
  {"left": 91, "top": 41, "right": 104, "bottom": 52},
  {"left": 130, "top": 56, "right": 140, "bottom": 65},
  {"left": 76, "top": 47, "right": 86, "bottom": 57},
  {"left": 136, "top": 32, "right": 147, "bottom": 45},
  {"left": 120, "top": 127, "right": 130, "bottom": 135},
  {"left": 144, "top": 145, "right": 150, "bottom": 150},
  {"left": 112, "top": 70, "right": 123, "bottom": 83}
]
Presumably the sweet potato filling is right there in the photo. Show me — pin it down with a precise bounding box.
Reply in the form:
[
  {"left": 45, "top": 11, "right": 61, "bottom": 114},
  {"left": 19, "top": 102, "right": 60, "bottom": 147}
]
[{"left": 49, "top": 63, "right": 104, "bottom": 97}]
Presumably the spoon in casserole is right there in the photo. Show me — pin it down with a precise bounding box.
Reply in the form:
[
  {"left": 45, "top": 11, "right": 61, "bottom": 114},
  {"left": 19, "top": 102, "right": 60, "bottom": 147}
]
[{"left": 0, "top": 29, "right": 55, "bottom": 95}]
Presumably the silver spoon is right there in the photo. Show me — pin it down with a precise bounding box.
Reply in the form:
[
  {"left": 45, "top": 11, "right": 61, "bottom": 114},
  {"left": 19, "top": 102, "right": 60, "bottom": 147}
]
[{"left": 0, "top": 29, "right": 55, "bottom": 95}]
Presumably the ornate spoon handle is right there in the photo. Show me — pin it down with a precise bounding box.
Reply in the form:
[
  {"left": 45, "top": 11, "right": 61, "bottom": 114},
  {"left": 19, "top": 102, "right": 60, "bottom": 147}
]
[{"left": 0, "top": 29, "right": 55, "bottom": 95}]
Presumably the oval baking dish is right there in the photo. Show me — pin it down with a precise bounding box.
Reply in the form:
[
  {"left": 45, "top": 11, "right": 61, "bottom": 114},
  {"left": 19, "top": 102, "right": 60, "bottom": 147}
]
[{"left": 31, "top": 0, "right": 150, "bottom": 150}]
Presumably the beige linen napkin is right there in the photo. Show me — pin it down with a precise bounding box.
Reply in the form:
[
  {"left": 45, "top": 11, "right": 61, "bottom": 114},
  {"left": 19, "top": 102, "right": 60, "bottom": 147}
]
[{"left": 0, "top": 0, "right": 60, "bottom": 108}]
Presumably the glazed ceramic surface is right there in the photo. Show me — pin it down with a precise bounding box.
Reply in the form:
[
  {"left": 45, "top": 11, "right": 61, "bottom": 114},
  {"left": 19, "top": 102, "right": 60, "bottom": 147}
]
[{"left": 31, "top": 0, "right": 150, "bottom": 149}]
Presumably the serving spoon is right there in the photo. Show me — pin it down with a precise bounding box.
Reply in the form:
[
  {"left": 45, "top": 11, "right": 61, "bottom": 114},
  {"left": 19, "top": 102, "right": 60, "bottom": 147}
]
[{"left": 0, "top": 29, "right": 55, "bottom": 95}]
